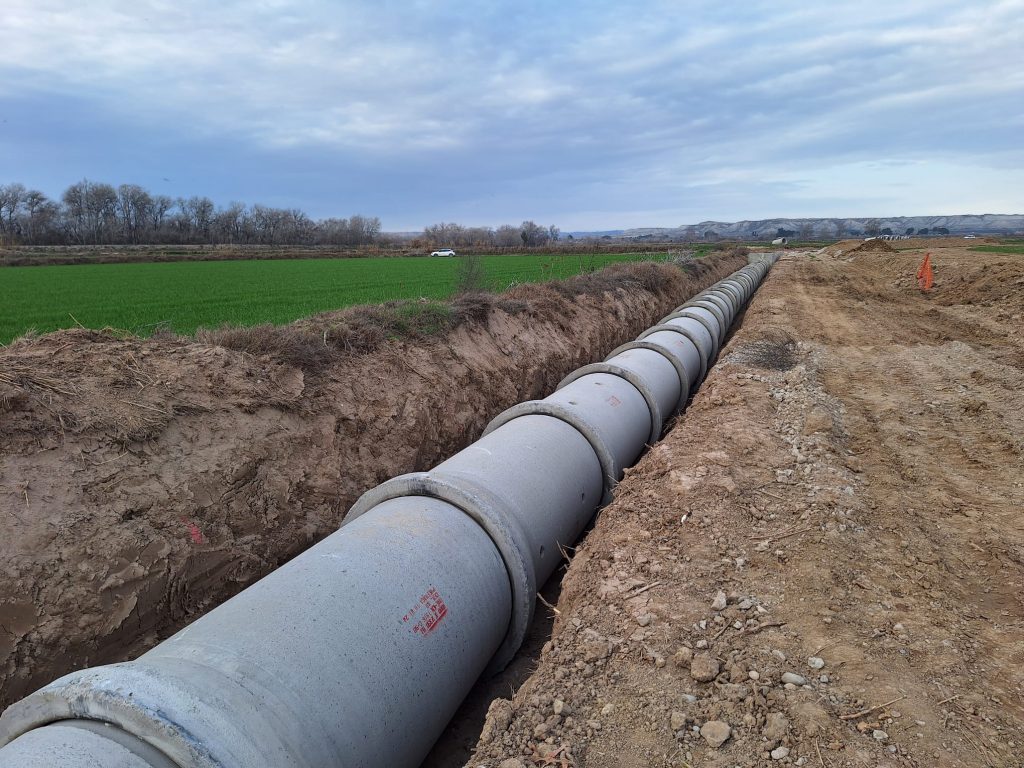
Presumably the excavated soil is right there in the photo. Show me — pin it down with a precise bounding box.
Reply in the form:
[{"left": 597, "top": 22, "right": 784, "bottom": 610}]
[
  {"left": 469, "top": 246, "right": 1024, "bottom": 767},
  {"left": 0, "top": 255, "right": 747, "bottom": 709}
]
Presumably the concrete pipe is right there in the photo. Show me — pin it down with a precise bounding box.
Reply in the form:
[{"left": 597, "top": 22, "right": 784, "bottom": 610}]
[
  {"left": 715, "top": 279, "right": 746, "bottom": 307},
  {"left": 684, "top": 292, "right": 734, "bottom": 328},
  {"left": 557, "top": 346, "right": 682, "bottom": 443},
  {"left": 602, "top": 335, "right": 701, "bottom": 405},
  {"left": 0, "top": 496, "right": 513, "bottom": 768},
  {"left": 692, "top": 282, "right": 741, "bottom": 309},
  {"left": 351, "top": 412, "right": 604, "bottom": 672},
  {"left": 733, "top": 268, "right": 757, "bottom": 292},
  {"left": 724, "top": 276, "right": 752, "bottom": 302},
  {"left": 0, "top": 261, "right": 773, "bottom": 768},
  {"left": 629, "top": 324, "right": 708, "bottom": 388},
  {"left": 731, "top": 275, "right": 754, "bottom": 301},
  {"left": 654, "top": 310, "right": 720, "bottom": 362},
  {"left": 484, "top": 371, "right": 651, "bottom": 499},
  {"left": 700, "top": 278, "right": 740, "bottom": 304},
  {"left": 702, "top": 287, "right": 742, "bottom": 318},
  {"left": 676, "top": 299, "right": 728, "bottom": 343},
  {"left": 0, "top": 721, "right": 175, "bottom": 768}
]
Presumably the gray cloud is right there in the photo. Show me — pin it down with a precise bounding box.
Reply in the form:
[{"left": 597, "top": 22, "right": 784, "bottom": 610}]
[{"left": 0, "top": 0, "right": 1021, "bottom": 228}]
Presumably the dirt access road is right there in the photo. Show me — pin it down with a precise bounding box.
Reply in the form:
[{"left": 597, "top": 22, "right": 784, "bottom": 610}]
[{"left": 470, "top": 245, "right": 1024, "bottom": 767}]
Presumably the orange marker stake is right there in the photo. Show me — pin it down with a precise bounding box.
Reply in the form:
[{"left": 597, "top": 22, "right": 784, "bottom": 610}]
[{"left": 916, "top": 252, "right": 934, "bottom": 292}]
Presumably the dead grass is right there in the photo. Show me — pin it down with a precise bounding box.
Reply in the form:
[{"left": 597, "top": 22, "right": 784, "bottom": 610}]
[
  {"left": 93, "top": 254, "right": 742, "bottom": 374},
  {"left": 731, "top": 329, "right": 800, "bottom": 371}
]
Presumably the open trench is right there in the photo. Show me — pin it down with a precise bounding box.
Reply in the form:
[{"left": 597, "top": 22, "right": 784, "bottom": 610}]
[
  {"left": 0, "top": 257, "right": 772, "bottom": 766},
  {"left": 0, "top": 254, "right": 745, "bottom": 712},
  {"left": 423, "top": 264, "right": 768, "bottom": 768}
]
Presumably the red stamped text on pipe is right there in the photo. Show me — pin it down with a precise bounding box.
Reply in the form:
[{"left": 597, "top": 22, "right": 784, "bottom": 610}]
[
  {"left": 401, "top": 586, "right": 448, "bottom": 637},
  {"left": 606, "top": 395, "right": 621, "bottom": 407}
]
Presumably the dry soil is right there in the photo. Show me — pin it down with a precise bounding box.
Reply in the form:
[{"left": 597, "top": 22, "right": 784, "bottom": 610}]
[{"left": 469, "top": 245, "right": 1024, "bottom": 768}]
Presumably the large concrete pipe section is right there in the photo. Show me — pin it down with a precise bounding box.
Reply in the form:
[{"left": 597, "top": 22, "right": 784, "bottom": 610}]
[
  {"left": 0, "top": 498, "right": 513, "bottom": 768},
  {"left": 0, "top": 261, "right": 773, "bottom": 768}
]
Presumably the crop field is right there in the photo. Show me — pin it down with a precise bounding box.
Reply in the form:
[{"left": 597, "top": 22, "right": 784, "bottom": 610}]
[
  {"left": 0, "top": 251, "right": 671, "bottom": 344},
  {"left": 969, "top": 243, "right": 1024, "bottom": 255}
]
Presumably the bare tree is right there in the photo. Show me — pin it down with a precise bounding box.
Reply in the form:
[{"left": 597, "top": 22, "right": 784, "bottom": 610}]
[
  {"left": 0, "top": 183, "right": 27, "bottom": 240},
  {"left": 494, "top": 225, "right": 520, "bottom": 247},
  {"left": 519, "top": 221, "right": 549, "bottom": 247},
  {"left": 2, "top": 178, "right": 385, "bottom": 247},
  {"left": 117, "top": 184, "right": 153, "bottom": 243}
]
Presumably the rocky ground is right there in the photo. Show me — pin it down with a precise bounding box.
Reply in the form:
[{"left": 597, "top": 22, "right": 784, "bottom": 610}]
[{"left": 466, "top": 245, "right": 1024, "bottom": 767}]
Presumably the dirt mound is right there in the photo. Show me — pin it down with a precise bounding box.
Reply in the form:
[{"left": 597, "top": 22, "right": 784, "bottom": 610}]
[
  {"left": 847, "top": 238, "right": 896, "bottom": 255},
  {"left": 838, "top": 247, "right": 1024, "bottom": 318},
  {"left": 819, "top": 239, "right": 865, "bottom": 257},
  {"left": 0, "top": 254, "right": 746, "bottom": 708},
  {"left": 467, "top": 253, "right": 1024, "bottom": 767}
]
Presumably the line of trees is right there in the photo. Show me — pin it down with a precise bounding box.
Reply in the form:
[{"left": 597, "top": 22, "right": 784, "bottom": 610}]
[
  {"left": 421, "top": 220, "right": 560, "bottom": 248},
  {"left": 0, "top": 181, "right": 382, "bottom": 246}
]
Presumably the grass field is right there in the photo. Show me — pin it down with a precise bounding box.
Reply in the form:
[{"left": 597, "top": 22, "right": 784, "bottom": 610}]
[{"left": 0, "top": 252, "right": 672, "bottom": 344}]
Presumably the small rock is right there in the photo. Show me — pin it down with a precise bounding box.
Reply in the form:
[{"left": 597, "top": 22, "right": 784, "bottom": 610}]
[
  {"left": 601, "top": 703, "right": 614, "bottom": 716},
  {"left": 581, "top": 639, "right": 610, "bottom": 662},
  {"left": 681, "top": 693, "right": 698, "bottom": 704},
  {"left": 781, "top": 672, "right": 807, "bottom": 686},
  {"left": 711, "top": 590, "right": 728, "bottom": 611},
  {"left": 819, "top": 674, "right": 829, "bottom": 683},
  {"left": 803, "top": 405, "right": 833, "bottom": 434},
  {"left": 738, "top": 598, "right": 754, "bottom": 611},
  {"left": 764, "top": 712, "right": 790, "bottom": 741},
  {"left": 771, "top": 746, "right": 791, "bottom": 760},
  {"left": 499, "top": 760, "right": 526, "bottom": 768},
  {"left": 700, "top": 720, "right": 732, "bottom": 748},
  {"left": 873, "top": 729, "right": 889, "bottom": 741},
  {"left": 671, "top": 711, "right": 687, "bottom": 731},
  {"left": 673, "top": 646, "right": 693, "bottom": 667},
  {"left": 695, "top": 639, "right": 709, "bottom": 649},
  {"left": 481, "top": 699, "right": 514, "bottom": 741},
  {"left": 807, "top": 656, "right": 825, "bottom": 670},
  {"left": 690, "top": 653, "right": 721, "bottom": 683},
  {"left": 553, "top": 699, "right": 567, "bottom": 716},
  {"left": 637, "top": 613, "right": 652, "bottom": 627},
  {"left": 748, "top": 670, "right": 760, "bottom": 681}
]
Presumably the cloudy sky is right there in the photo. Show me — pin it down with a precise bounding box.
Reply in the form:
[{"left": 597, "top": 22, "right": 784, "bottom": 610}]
[{"left": 1, "top": 0, "right": 1022, "bottom": 230}]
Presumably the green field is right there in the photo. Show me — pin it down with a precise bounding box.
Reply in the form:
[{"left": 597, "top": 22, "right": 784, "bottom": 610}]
[{"left": 0, "top": 252, "right": 671, "bottom": 344}]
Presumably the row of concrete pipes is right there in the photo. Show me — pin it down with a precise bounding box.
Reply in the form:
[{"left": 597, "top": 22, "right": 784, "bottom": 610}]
[{"left": 0, "top": 256, "right": 777, "bottom": 767}]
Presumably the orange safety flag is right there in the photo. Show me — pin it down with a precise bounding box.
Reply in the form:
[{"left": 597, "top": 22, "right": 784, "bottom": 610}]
[{"left": 916, "top": 252, "right": 934, "bottom": 292}]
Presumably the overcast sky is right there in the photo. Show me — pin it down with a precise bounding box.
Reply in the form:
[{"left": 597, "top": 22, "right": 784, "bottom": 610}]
[{"left": 1, "top": 0, "right": 1022, "bottom": 230}]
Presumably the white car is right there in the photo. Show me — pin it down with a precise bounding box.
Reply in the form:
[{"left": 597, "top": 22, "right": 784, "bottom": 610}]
[{"left": 430, "top": 248, "right": 456, "bottom": 257}]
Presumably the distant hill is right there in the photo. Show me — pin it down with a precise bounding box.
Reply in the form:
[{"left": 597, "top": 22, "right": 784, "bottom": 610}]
[{"left": 570, "top": 214, "right": 1024, "bottom": 241}]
